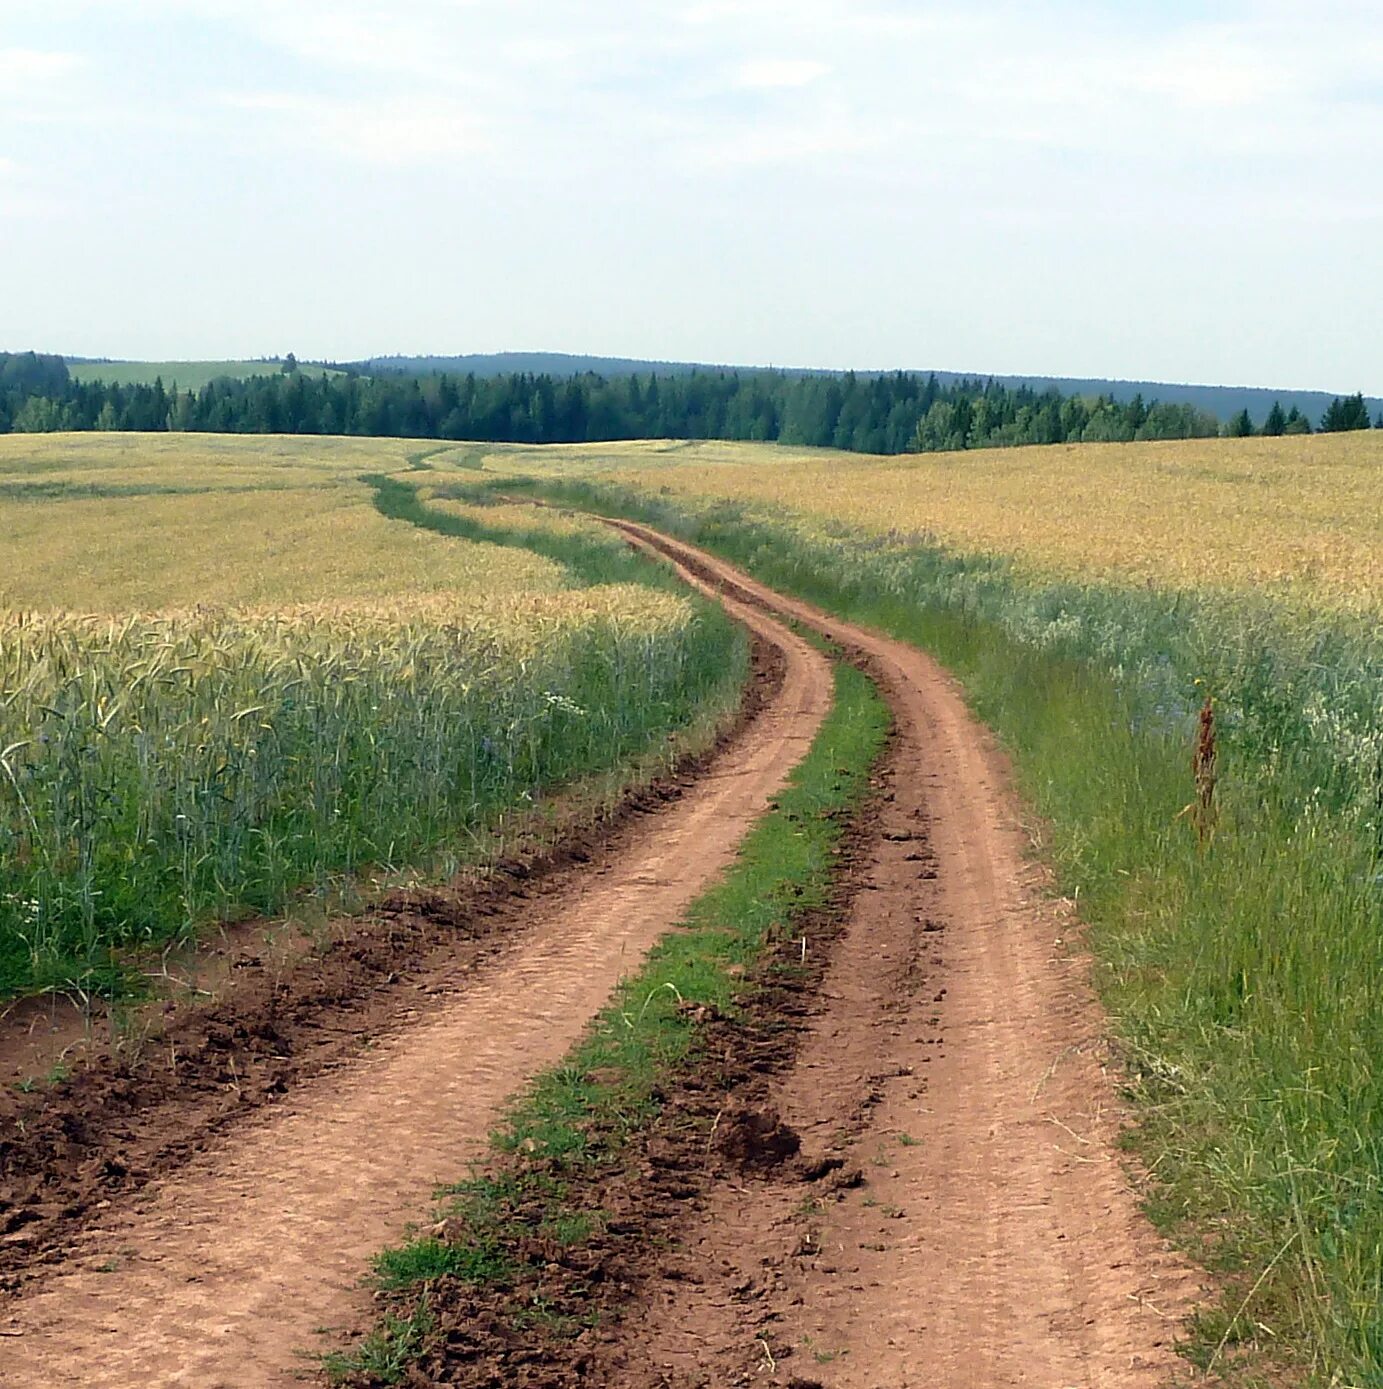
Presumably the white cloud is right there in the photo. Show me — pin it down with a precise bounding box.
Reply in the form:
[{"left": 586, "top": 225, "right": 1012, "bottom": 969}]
[
  {"left": 224, "top": 90, "right": 487, "bottom": 163},
  {"left": 734, "top": 58, "right": 829, "bottom": 89},
  {"left": 686, "top": 118, "right": 873, "bottom": 169},
  {"left": 679, "top": 1, "right": 940, "bottom": 37},
  {"left": 235, "top": 6, "right": 459, "bottom": 80},
  {"left": 0, "top": 47, "right": 84, "bottom": 86},
  {"left": 1126, "top": 25, "right": 1302, "bottom": 111}
]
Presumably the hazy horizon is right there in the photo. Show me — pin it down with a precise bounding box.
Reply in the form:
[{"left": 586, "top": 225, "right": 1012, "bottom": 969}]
[{"left": 38, "top": 348, "right": 1376, "bottom": 401}]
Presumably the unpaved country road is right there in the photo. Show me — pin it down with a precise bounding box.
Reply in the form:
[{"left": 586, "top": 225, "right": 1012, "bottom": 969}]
[
  {"left": 3, "top": 517, "right": 1202, "bottom": 1389},
  {"left": 1, "top": 565, "right": 834, "bottom": 1388},
  {"left": 602, "top": 520, "right": 1202, "bottom": 1389}
]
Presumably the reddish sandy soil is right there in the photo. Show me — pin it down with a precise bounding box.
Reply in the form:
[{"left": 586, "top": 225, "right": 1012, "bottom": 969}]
[
  {"left": 1, "top": 563, "right": 829, "bottom": 1387},
  {"left": 598, "top": 522, "right": 1205, "bottom": 1388},
  {"left": 0, "top": 520, "right": 1203, "bottom": 1388}
]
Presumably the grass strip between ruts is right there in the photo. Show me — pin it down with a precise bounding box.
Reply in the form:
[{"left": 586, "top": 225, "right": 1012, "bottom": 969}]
[{"left": 324, "top": 655, "right": 890, "bottom": 1384}]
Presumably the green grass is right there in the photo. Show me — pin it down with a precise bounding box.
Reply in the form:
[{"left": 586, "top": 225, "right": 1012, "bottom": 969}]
[
  {"left": 500, "top": 474, "right": 1383, "bottom": 1389},
  {"left": 329, "top": 659, "right": 890, "bottom": 1384},
  {"left": 67, "top": 360, "right": 342, "bottom": 390},
  {"left": 364, "top": 473, "right": 687, "bottom": 593},
  {"left": 320, "top": 1307, "right": 433, "bottom": 1384}
]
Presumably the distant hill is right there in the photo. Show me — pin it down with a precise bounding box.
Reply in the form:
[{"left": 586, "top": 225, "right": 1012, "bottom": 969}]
[
  {"left": 954, "top": 372, "right": 1382, "bottom": 431},
  {"left": 68, "top": 359, "right": 342, "bottom": 391},
  {"left": 358, "top": 352, "right": 719, "bottom": 379},
  {"left": 56, "top": 353, "right": 1379, "bottom": 427},
  {"left": 357, "top": 353, "right": 1380, "bottom": 427}
]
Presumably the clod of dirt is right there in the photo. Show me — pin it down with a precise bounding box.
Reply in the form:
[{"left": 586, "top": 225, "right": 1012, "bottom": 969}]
[
  {"left": 797, "top": 1155, "right": 845, "bottom": 1183},
  {"left": 713, "top": 1105, "right": 801, "bottom": 1172}
]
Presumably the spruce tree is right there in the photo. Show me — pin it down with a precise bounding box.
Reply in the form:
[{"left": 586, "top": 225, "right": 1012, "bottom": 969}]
[{"left": 1320, "top": 393, "right": 1371, "bottom": 432}]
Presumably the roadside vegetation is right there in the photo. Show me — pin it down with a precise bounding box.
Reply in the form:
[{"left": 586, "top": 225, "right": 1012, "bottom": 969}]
[
  {"left": 0, "top": 439, "right": 746, "bottom": 1000},
  {"left": 327, "top": 656, "right": 890, "bottom": 1385},
  {"left": 483, "top": 434, "right": 1383, "bottom": 1386}
]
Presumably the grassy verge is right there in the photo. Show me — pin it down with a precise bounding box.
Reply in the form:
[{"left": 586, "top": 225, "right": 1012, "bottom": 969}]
[
  {"left": 366, "top": 472, "right": 689, "bottom": 591},
  {"left": 326, "top": 656, "right": 890, "bottom": 1385},
  {"left": 495, "top": 475, "right": 1383, "bottom": 1388}
]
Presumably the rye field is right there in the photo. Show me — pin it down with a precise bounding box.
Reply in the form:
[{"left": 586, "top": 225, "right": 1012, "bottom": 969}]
[
  {"left": 483, "top": 432, "right": 1383, "bottom": 607},
  {"left": 0, "top": 434, "right": 745, "bottom": 999}
]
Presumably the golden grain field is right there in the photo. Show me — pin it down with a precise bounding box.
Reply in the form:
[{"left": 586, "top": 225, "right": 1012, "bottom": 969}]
[
  {"left": 0, "top": 433, "right": 733, "bottom": 997},
  {"left": 0, "top": 436, "right": 565, "bottom": 610},
  {"left": 479, "top": 433, "right": 1383, "bottom": 613}
]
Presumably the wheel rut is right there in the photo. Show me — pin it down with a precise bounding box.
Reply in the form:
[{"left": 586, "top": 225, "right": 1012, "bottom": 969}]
[
  {"left": 0, "top": 563, "right": 834, "bottom": 1388},
  {"left": 596, "top": 521, "right": 1204, "bottom": 1389}
]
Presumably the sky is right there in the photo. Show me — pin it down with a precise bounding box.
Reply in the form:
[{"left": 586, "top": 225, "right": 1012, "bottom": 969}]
[{"left": 0, "top": 1, "right": 1380, "bottom": 392}]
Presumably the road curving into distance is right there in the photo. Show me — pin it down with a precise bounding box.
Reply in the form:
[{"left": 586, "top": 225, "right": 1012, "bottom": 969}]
[
  {"left": 2, "top": 516, "right": 1200, "bottom": 1388},
  {"left": 597, "top": 517, "right": 1202, "bottom": 1388}
]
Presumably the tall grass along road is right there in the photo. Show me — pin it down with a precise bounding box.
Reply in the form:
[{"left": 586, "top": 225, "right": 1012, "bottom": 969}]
[{"left": 0, "top": 440, "right": 745, "bottom": 1000}]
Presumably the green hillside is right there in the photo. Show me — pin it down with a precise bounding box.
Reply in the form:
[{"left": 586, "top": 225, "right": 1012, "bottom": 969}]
[{"left": 68, "top": 359, "right": 340, "bottom": 390}]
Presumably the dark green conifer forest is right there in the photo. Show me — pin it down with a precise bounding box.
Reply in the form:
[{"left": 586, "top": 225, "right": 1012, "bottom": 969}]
[{"left": 0, "top": 352, "right": 1374, "bottom": 453}]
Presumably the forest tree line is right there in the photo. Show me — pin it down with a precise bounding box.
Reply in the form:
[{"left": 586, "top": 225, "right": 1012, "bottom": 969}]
[{"left": 0, "top": 352, "right": 1376, "bottom": 455}]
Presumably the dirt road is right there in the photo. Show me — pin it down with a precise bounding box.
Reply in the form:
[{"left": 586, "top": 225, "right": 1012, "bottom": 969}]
[
  {"left": 1, "top": 519, "right": 1199, "bottom": 1388},
  {"left": 1, "top": 567, "right": 833, "bottom": 1388},
  {"left": 597, "top": 520, "right": 1200, "bottom": 1388}
]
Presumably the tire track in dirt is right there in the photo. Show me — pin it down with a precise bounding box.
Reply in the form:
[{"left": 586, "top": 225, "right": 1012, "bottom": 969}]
[
  {"left": 0, "top": 570, "right": 834, "bottom": 1388},
  {"left": 599, "top": 521, "right": 1204, "bottom": 1389}
]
